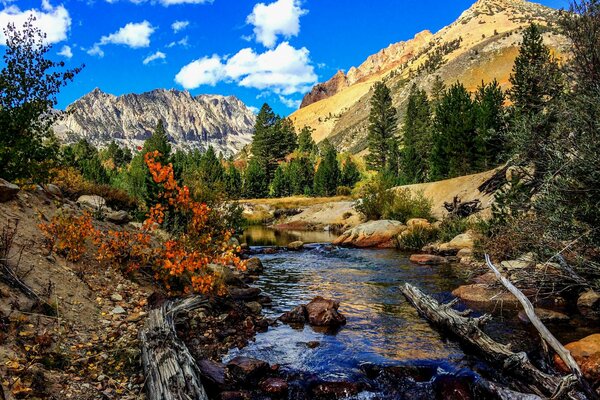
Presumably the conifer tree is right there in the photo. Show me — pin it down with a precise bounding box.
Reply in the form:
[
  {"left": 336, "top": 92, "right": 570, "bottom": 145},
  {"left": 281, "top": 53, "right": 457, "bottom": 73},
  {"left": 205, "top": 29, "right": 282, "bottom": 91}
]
[
  {"left": 288, "top": 156, "right": 314, "bottom": 195},
  {"left": 224, "top": 164, "right": 242, "bottom": 199},
  {"left": 270, "top": 164, "right": 290, "bottom": 197},
  {"left": 430, "top": 75, "right": 446, "bottom": 108},
  {"left": 313, "top": 140, "right": 340, "bottom": 196},
  {"left": 298, "top": 126, "right": 316, "bottom": 154},
  {"left": 198, "top": 146, "right": 225, "bottom": 187},
  {"left": 340, "top": 156, "right": 361, "bottom": 188},
  {"left": 401, "top": 84, "right": 432, "bottom": 183},
  {"left": 243, "top": 159, "right": 269, "bottom": 198},
  {"left": 366, "top": 82, "right": 399, "bottom": 172},
  {"left": 473, "top": 80, "right": 507, "bottom": 169}
]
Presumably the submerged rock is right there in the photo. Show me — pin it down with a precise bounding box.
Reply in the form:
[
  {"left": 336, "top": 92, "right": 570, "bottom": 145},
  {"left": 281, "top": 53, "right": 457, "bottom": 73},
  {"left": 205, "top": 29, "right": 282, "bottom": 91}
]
[
  {"left": 333, "top": 220, "right": 406, "bottom": 248},
  {"left": 311, "top": 381, "right": 361, "bottom": 399},
  {"left": 305, "top": 297, "right": 346, "bottom": 328},
  {"left": 410, "top": 254, "right": 448, "bottom": 265},
  {"left": 259, "top": 377, "right": 288, "bottom": 397},
  {"left": 226, "top": 356, "right": 269, "bottom": 383}
]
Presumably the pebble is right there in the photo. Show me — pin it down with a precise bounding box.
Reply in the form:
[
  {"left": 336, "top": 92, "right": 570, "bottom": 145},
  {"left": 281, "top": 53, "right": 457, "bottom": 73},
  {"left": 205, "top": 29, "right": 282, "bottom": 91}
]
[
  {"left": 110, "top": 306, "right": 126, "bottom": 315},
  {"left": 111, "top": 293, "right": 123, "bottom": 302}
]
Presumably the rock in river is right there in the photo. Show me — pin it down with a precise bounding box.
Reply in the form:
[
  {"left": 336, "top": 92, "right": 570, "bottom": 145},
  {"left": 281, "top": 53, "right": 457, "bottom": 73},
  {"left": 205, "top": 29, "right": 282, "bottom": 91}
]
[
  {"left": 305, "top": 296, "right": 346, "bottom": 328},
  {"left": 226, "top": 356, "right": 269, "bottom": 383},
  {"left": 259, "top": 377, "right": 288, "bottom": 397},
  {"left": 333, "top": 220, "right": 406, "bottom": 248},
  {"left": 409, "top": 254, "right": 448, "bottom": 265},
  {"left": 287, "top": 241, "right": 304, "bottom": 251}
]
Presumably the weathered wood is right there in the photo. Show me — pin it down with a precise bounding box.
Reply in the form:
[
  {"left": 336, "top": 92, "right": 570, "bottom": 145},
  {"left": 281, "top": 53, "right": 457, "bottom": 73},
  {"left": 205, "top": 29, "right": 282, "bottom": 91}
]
[
  {"left": 400, "top": 283, "right": 588, "bottom": 399},
  {"left": 139, "top": 296, "right": 209, "bottom": 400},
  {"left": 485, "top": 254, "right": 599, "bottom": 400}
]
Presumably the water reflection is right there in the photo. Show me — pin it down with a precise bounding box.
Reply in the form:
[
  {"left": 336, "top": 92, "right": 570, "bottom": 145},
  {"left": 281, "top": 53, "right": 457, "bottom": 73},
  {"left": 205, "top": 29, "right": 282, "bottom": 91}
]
[{"left": 242, "top": 225, "right": 337, "bottom": 247}]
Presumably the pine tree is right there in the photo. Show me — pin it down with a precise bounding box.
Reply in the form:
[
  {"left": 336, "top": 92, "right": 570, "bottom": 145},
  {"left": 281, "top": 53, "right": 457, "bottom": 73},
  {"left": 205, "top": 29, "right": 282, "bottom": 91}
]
[
  {"left": 473, "top": 80, "right": 507, "bottom": 169},
  {"left": 366, "top": 81, "right": 399, "bottom": 172},
  {"left": 243, "top": 159, "right": 269, "bottom": 199},
  {"left": 270, "top": 164, "right": 290, "bottom": 198},
  {"left": 430, "top": 75, "right": 446, "bottom": 108},
  {"left": 275, "top": 118, "right": 298, "bottom": 159},
  {"left": 297, "top": 126, "right": 316, "bottom": 154},
  {"left": 430, "top": 82, "right": 476, "bottom": 180},
  {"left": 313, "top": 140, "right": 340, "bottom": 196},
  {"left": 287, "top": 157, "right": 314, "bottom": 195},
  {"left": 143, "top": 120, "right": 172, "bottom": 162},
  {"left": 340, "top": 156, "right": 361, "bottom": 188},
  {"left": 198, "top": 146, "right": 225, "bottom": 187},
  {"left": 401, "top": 84, "right": 432, "bottom": 183},
  {"left": 224, "top": 164, "right": 242, "bottom": 199}
]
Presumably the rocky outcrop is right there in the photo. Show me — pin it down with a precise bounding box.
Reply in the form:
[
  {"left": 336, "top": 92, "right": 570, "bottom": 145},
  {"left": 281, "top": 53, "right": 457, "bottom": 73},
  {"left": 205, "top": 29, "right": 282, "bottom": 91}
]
[
  {"left": 300, "top": 71, "right": 348, "bottom": 108},
  {"left": 333, "top": 220, "right": 406, "bottom": 248},
  {"left": 0, "top": 179, "right": 20, "bottom": 202},
  {"left": 54, "top": 88, "right": 255, "bottom": 157},
  {"left": 577, "top": 290, "right": 600, "bottom": 320}
]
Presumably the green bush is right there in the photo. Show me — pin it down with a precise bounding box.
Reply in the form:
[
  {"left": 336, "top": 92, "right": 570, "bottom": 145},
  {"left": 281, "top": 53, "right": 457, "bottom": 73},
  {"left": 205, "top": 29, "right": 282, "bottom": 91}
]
[
  {"left": 437, "top": 216, "right": 471, "bottom": 243},
  {"left": 385, "top": 189, "right": 433, "bottom": 222},
  {"left": 397, "top": 225, "right": 439, "bottom": 251},
  {"left": 336, "top": 186, "right": 352, "bottom": 196},
  {"left": 354, "top": 177, "right": 395, "bottom": 221}
]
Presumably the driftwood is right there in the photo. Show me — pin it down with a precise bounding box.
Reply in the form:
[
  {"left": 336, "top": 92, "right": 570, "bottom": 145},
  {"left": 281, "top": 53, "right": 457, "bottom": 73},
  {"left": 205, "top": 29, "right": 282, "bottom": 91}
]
[
  {"left": 443, "top": 196, "right": 482, "bottom": 218},
  {"left": 139, "top": 296, "right": 209, "bottom": 400},
  {"left": 485, "top": 254, "right": 599, "bottom": 400},
  {"left": 401, "top": 283, "right": 589, "bottom": 399}
]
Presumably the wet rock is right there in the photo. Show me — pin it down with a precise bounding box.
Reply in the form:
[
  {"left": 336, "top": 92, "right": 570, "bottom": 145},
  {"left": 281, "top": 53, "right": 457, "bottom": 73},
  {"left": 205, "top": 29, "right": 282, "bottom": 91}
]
[
  {"left": 380, "top": 364, "right": 437, "bottom": 383},
  {"left": 259, "top": 377, "right": 288, "bottom": 397},
  {"left": 230, "top": 287, "right": 261, "bottom": 301},
  {"left": 245, "top": 301, "right": 262, "bottom": 314},
  {"left": 432, "top": 374, "right": 473, "bottom": 400},
  {"left": 226, "top": 356, "right": 269, "bottom": 383},
  {"left": 263, "top": 247, "right": 278, "bottom": 255},
  {"left": 554, "top": 334, "right": 600, "bottom": 382},
  {"left": 280, "top": 305, "right": 307, "bottom": 324},
  {"left": 311, "top": 381, "right": 361, "bottom": 399},
  {"left": 287, "top": 241, "right": 304, "bottom": 251},
  {"left": 197, "top": 359, "right": 225, "bottom": 390},
  {"left": 577, "top": 290, "right": 600, "bottom": 320},
  {"left": 518, "top": 308, "right": 569, "bottom": 323},
  {"left": 333, "top": 220, "right": 407, "bottom": 248},
  {"left": 305, "top": 297, "right": 346, "bottom": 328},
  {"left": 209, "top": 264, "right": 240, "bottom": 286},
  {"left": 106, "top": 210, "right": 131, "bottom": 224},
  {"left": 77, "top": 194, "right": 106, "bottom": 210},
  {"left": 257, "top": 295, "right": 272, "bottom": 305},
  {"left": 220, "top": 391, "right": 252, "bottom": 400},
  {"left": 409, "top": 254, "right": 447, "bottom": 265},
  {"left": 452, "top": 284, "right": 519, "bottom": 307},
  {"left": 0, "top": 179, "right": 20, "bottom": 202},
  {"left": 245, "top": 257, "right": 264, "bottom": 274},
  {"left": 307, "top": 341, "right": 320, "bottom": 349}
]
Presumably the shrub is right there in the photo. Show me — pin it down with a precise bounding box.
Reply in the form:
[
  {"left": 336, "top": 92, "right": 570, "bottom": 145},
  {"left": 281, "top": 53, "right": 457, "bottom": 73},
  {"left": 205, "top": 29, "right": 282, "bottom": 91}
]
[
  {"left": 437, "top": 216, "right": 472, "bottom": 243},
  {"left": 385, "top": 189, "right": 433, "bottom": 222},
  {"left": 39, "top": 212, "right": 94, "bottom": 262},
  {"left": 336, "top": 186, "right": 352, "bottom": 196},
  {"left": 397, "top": 225, "right": 439, "bottom": 251},
  {"left": 354, "top": 177, "right": 395, "bottom": 221}
]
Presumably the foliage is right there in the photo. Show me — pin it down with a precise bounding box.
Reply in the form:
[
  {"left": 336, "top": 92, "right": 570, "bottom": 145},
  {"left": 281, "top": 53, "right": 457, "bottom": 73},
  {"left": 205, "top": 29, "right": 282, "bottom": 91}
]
[
  {"left": 270, "top": 163, "right": 290, "bottom": 198},
  {"left": 297, "top": 125, "right": 316, "bottom": 154},
  {"left": 61, "top": 139, "right": 110, "bottom": 185},
  {"left": 224, "top": 164, "right": 243, "bottom": 199},
  {"left": 313, "top": 140, "right": 340, "bottom": 196},
  {"left": 354, "top": 175, "right": 396, "bottom": 221},
  {"left": 0, "top": 16, "right": 82, "bottom": 182},
  {"left": 401, "top": 84, "right": 432, "bottom": 183},
  {"left": 473, "top": 80, "right": 508, "bottom": 169},
  {"left": 287, "top": 156, "right": 315, "bottom": 195},
  {"left": 366, "top": 81, "right": 399, "bottom": 173},
  {"left": 398, "top": 225, "right": 439, "bottom": 251},
  {"left": 437, "top": 216, "right": 472, "bottom": 243},
  {"left": 385, "top": 189, "right": 433, "bottom": 223},
  {"left": 340, "top": 156, "right": 361, "bottom": 188},
  {"left": 39, "top": 212, "right": 94, "bottom": 262},
  {"left": 244, "top": 159, "right": 269, "bottom": 198}
]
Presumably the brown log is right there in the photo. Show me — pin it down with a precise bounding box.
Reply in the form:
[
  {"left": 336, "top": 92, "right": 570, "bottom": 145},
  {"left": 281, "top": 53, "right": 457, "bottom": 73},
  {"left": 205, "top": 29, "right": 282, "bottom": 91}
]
[
  {"left": 139, "top": 296, "right": 209, "bottom": 400},
  {"left": 400, "top": 283, "right": 588, "bottom": 399}
]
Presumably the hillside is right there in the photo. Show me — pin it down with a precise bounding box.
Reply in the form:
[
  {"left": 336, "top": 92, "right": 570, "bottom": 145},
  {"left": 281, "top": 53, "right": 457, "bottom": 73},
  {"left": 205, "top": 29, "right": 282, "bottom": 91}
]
[
  {"left": 290, "top": 0, "right": 569, "bottom": 153},
  {"left": 54, "top": 89, "right": 256, "bottom": 157}
]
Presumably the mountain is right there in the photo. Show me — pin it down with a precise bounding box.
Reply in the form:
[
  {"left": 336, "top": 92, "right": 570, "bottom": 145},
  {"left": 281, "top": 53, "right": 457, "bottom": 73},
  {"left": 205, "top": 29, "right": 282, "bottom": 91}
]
[
  {"left": 290, "top": 0, "right": 569, "bottom": 154},
  {"left": 54, "top": 88, "right": 256, "bottom": 157}
]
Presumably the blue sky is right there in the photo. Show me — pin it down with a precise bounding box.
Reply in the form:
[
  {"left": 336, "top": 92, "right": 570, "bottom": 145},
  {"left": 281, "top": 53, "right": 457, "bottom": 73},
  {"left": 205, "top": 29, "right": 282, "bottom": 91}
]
[{"left": 1, "top": 0, "right": 568, "bottom": 115}]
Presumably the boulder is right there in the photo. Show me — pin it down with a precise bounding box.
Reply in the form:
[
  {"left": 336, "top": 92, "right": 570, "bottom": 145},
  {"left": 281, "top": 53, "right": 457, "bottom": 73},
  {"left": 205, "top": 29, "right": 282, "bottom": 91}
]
[
  {"left": 0, "top": 179, "right": 20, "bottom": 202},
  {"left": 245, "top": 257, "right": 264, "bottom": 274},
  {"left": 518, "top": 308, "right": 569, "bottom": 323},
  {"left": 407, "top": 218, "right": 431, "bottom": 229},
  {"left": 578, "top": 290, "right": 600, "bottom": 320},
  {"left": 245, "top": 301, "right": 262, "bottom": 314},
  {"left": 500, "top": 253, "right": 536, "bottom": 272},
  {"left": 456, "top": 248, "right": 473, "bottom": 258},
  {"left": 44, "top": 184, "right": 63, "bottom": 198},
  {"left": 409, "top": 254, "right": 447, "bottom": 265},
  {"left": 305, "top": 296, "right": 346, "bottom": 328},
  {"left": 259, "top": 377, "right": 288, "bottom": 397},
  {"left": 452, "top": 284, "right": 519, "bottom": 307},
  {"left": 229, "top": 287, "right": 261, "bottom": 301},
  {"left": 106, "top": 210, "right": 131, "bottom": 224},
  {"left": 287, "top": 241, "right": 304, "bottom": 251},
  {"left": 554, "top": 334, "right": 600, "bottom": 382},
  {"left": 226, "top": 356, "right": 269, "bottom": 383},
  {"left": 208, "top": 264, "right": 239, "bottom": 285},
  {"left": 332, "top": 220, "right": 406, "bottom": 248},
  {"left": 77, "top": 195, "right": 106, "bottom": 210},
  {"left": 438, "top": 231, "right": 476, "bottom": 254},
  {"left": 197, "top": 359, "right": 226, "bottom": 389},
  {"left": 280, "top": 305, "right": 307, "bottom": 324}
]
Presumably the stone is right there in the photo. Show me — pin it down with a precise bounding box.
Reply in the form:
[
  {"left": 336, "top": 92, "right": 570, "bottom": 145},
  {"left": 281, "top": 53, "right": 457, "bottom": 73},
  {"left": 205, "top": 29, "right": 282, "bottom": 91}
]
[
  {"left": 245, "top": 257, "right": 264, "bottom": 274},
  {"left": 554, "top": 334, "right": 600, "bottom": 382},
  {"left": 220, "top": 391, "right": 252, "bottom": 400},
  {"left": 472, "top": 272, "right": 497, "bottom": 285},
  {"left": 287, "top": 241, "right": 304, "bottom": 251},
  {"left": 77, "top": 195, "right": 107, "bottom": 210},
  {"left": 229, "top": 287, "right": 261, "bottom": 301},
  {"left": 263, "top": 247, "right": 278, "bottom": 255},
  {"left": 226, "top": 356, "right": 269, "bottom": 383},
  {"left": 280, "top": 305, "right": 307, "bottom": 324},
  {"left": 456, "top": 248, "right": 473, "bottom": 258},
  {"left": 208, "top": 264, "right": 239, "bottom": 285},
  {"left": 245, "top": 301, "right": 262, "bottom": 314},
  {"left": 307, "top": 341, "right": 320, "bottom": 349},
  {"left": 110, "top": 306, "right": 126, "bottom": 315},
  {"left": 578, "top": 290, "right": 600, "bottom": 320},
  {"left": 409, "top": 254, "right": 447, "bottom": 265},
  {"left": 452, "top": 284, "right": 519, "bottom": 307},
  {"left": 111, "top": 293, "right": 123, "bottom": 302},
  {"left": 305, "top": 296, "right": 346, "bottom": 328},
  {"left": 197, "top": 359, "right": 226, "bottom": 388},
  {"left": 44, "top": 184, "right": 63, "bottom": 198},
  {"left": 259, "top": 377, "right": 288, "bottom": 397},
  {"left": 406, "top": 218, "right": 431, "bottom": 229},
  {"left": 106, "top": 210, "right": 130, "bottom": 224},
  {"left": 518, "top": 308, "right": 569, "bottom": 323},
  {"left": 500, "top": 254, "right": 535, "bottom": 271},
  {"left": 311, "top": 381, "right": 361, "bottom": 399},
  {"left": 438, "top": 231, "right": 476, "bottom": 254},
  {"left": 0, "top": 179, "right": 20, "bottom": 202},
  {"left": 332, "top": 220, "right": 407, "bottom": 248}
]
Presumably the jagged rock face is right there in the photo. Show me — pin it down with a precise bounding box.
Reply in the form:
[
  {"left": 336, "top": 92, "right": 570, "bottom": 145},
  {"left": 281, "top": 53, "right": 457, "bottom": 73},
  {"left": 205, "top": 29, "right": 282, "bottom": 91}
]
[
  {"left": 300, "top": 71, "right": 348, "bottom": 108},
  {"left": 54, "top": 88, "right": 256, "bottom": 157}
]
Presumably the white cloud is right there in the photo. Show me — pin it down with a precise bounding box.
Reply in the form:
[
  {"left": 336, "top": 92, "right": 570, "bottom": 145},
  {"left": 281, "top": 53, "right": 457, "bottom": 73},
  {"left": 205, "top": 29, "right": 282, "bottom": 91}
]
[
  {"left": 175, "top": 54, "right": 225, "bottom": 87},
  {"left": 0, "top": 0, "right": 71, "bottom": 45},
  {"left": 246, "top": 0, "right": 306, "bottom": 48},
  {"left": 171, "top": 20, "right": 189, "bottom": 32},
  {"left": 143, "top": 50, "right": 166, "bottom": 64},
  {"left": 87, "top": 43, "right": 104, "bottom": 57},
  {"left": 248, "top": 106, "right": 259, "bottom": 114},
  {"left": 166, "top": 36, "right": 188, "bottom": 48},
  {"left": 58, "top": 44, "right": 72, "bottom": 58},
  {"left": 278, "top": 95, "right": 300, "bottom": 109},
  {"left": 99, "top": 21, "right": 155, "bottom": 48},
  {"left": 174, "top": 41, "right": 317, "bottom": 96}
]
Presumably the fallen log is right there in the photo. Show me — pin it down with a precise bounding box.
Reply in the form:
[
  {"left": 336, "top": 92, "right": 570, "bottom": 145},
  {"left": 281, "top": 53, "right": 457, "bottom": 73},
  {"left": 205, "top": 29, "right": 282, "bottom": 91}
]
[
  {"left": 139, "top": 296, "right": 209, "bottom": 400},
  {"left": 485, "top": 254, "right": 599, "bottom": 400},
  {"left": 400, "top": 283, "right": 589, "bottom": 399}
]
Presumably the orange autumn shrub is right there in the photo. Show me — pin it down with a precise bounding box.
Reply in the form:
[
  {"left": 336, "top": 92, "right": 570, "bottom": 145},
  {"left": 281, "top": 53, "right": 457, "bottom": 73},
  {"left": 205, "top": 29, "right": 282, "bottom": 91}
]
[{"left": 39, "top": 212, "right": 96, "bottom": 262}]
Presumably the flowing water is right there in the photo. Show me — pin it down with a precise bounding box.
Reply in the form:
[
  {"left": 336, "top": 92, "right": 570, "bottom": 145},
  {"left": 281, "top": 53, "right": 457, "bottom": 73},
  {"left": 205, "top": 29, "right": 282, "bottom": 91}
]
[{"left": 225, "top": 226, "right": 592, "bottom": 398}]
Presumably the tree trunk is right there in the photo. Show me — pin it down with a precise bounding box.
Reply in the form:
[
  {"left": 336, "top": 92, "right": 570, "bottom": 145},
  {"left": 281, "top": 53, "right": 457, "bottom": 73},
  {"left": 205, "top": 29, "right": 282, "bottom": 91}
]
[
  {"left": 400, "top": 283, "right": 588, "bottom": 399},
  {"left": 139, "top": 296, "right": 209, "bottom": 400}
]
